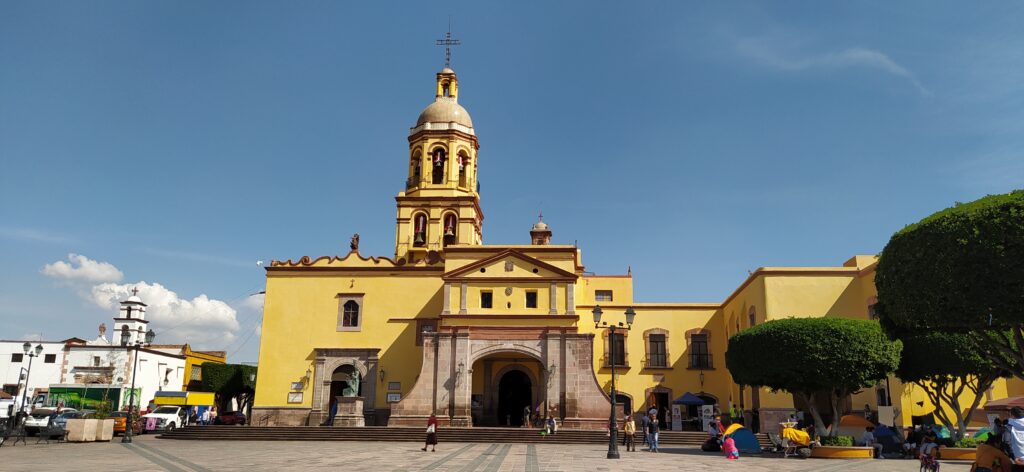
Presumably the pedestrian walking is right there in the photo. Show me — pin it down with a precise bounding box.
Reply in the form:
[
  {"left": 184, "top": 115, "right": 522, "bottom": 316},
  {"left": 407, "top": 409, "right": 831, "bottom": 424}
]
[
  {"left": 200, "top": 407, "right": 211, "bottom": 426},
  {"left": 522, "top": 405, "right": 531, "bottom": 428},
  {"left": 640, "top": 413, "right": 650, "bottom": 447},
  {"left": 624, "top": 415, "right": 636, "bottom": 452},
  {"left": 647, "top": 412, "right": 660, "bottom": 453},
  {"left": 422, "top": 414, "right": 438, "bottom": 452}
]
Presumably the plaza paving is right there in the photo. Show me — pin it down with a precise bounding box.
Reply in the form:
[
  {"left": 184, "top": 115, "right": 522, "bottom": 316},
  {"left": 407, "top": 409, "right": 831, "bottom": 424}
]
[{"left": 0, "top": 436, "right": 972, "bottom": 471}]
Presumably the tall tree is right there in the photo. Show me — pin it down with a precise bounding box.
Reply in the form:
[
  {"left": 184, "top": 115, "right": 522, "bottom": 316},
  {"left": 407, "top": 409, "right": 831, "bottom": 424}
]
[
  {"left": 896, "top": 331, "right": 1008, "bottom": 440},
  {"left": 876, "top": 190, "right": 1024, "bottom": 377},
  {"left": 726, "top": 317, "right": 901, "bottom": 436},
  {"left": 201, "top": 363, "right": 257, "bottom": 414}
]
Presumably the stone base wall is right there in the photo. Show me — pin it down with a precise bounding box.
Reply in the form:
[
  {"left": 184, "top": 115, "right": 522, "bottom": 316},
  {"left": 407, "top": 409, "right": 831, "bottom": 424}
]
[
  {"left": 251, "top": 407, "right": 312, "bottom": 426},
  {"left": 758, "top": 407, "right": 793, "bottom": 434}
]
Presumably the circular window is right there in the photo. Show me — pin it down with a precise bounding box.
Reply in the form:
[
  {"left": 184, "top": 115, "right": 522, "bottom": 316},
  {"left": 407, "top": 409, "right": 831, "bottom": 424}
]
[
  {"left": 480, "top": 268, "right": 486, "bottom": 273},
  {"left": 532, "top": 268, "right": 539, "bottom": 274}
]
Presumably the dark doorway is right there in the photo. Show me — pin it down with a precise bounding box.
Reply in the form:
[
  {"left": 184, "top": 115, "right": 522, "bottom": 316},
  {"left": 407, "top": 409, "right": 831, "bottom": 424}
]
[
  {"left": 497, "top": 370, "right": 532, "bottom": 427},
  {"left": 653, "top": 392, "right": 670, "bottom": 430},
  {"left": 615, "top": 394, "right": 632, "bottom": 416}
]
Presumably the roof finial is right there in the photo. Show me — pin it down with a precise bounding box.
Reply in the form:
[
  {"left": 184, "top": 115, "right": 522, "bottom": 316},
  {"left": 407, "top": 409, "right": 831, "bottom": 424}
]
[
  {"left": 131, "top": 287, "right": 139, "bottom": 296},
  {"left": 435, "top": 20, "right": 461, "bottom": 69},
  {"left": 538, "top": 211, "right": 543, "bottom": 222}
]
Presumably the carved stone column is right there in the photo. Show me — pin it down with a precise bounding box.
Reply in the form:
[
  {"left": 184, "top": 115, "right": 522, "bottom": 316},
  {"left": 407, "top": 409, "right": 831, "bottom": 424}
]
[
  {"left": 442, "top": 283, "right": 451, "bottom": 315},
  {"left": 459, "top": 282, "right": 468, "bottom": 314},
  {"left": 549, "top": 282, "right": 558, "bottom": 315},
  {"left": 566, "top": 282, "right": 576, "bottom": 315}
]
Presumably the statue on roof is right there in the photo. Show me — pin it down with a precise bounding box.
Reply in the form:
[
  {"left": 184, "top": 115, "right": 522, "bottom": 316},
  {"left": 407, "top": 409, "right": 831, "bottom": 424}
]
[{"left": 350, "top": 233, "right": 360, "bottom": 252}]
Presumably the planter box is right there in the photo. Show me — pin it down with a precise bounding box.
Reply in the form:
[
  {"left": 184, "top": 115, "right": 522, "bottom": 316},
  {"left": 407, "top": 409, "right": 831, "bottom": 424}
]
[
  {"left": 66, "top": 418, "right": 97, "bottom": 442},
  {"left": 939, "top": 447, "right": 976, "bottom": 461},
  {"left": 95, "top": 419, "right": 115, "bottom": 442},
  {"left": 810, "top": 446, "right": 874, "bottom": 459}
]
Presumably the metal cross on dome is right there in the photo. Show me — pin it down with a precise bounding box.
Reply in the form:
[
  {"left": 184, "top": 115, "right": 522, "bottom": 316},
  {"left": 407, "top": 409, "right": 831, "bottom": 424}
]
[
  {"left": 435, "top": 24, "right": 461, "bottom": 68},
  {"left": 131, "top": 287, "right": 139, "bottom": 296}
]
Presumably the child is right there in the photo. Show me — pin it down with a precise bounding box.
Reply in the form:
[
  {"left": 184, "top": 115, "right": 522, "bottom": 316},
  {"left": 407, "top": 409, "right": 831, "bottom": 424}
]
[{"left": 722, "top": 436, "right": 739, "bottom": 460}]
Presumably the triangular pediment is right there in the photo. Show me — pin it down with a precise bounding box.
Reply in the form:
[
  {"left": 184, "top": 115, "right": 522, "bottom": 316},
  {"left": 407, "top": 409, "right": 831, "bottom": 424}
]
[{"left": 443, "top": 249, "right": 577, "bottom": 281}]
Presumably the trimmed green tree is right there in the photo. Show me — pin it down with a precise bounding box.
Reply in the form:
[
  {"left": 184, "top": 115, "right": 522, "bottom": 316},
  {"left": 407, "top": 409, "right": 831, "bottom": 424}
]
[
  {"left": 201, "top": 363, "right": 257, "bottom": 414},
  {"left": 896, "top": 331, "right": 1008, "bottom": 440},
  {"left": 726, "top": 317, "right": 901, "bottom": 436},
  {"left": 875, "top": 190, "right": 1024, "bottom": 376}
]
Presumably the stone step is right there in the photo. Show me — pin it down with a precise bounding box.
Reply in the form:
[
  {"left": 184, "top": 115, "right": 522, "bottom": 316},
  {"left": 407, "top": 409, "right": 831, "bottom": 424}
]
[{"left": 159, "top": 426, "right": 772, "bottom": 448}]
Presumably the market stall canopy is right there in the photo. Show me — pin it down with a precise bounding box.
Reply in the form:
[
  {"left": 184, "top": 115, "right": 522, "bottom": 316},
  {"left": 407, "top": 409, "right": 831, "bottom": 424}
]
[
  {"left": 672, "top": 392, "right": 705, "bottom": 405},
  {"left": 984, "top": 396, "right": 1024, "bottom": 412}
]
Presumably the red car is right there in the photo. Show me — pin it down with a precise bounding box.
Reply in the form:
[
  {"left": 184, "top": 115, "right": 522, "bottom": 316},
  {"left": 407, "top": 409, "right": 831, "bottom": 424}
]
[{"left": 214, "top": 411, "right": 246, "bottom": 425}]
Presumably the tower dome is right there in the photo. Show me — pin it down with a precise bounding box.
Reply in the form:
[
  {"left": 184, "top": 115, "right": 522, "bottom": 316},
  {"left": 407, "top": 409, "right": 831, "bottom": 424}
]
[
  {"left": 416, "top": 98, "right": 474, "bottom": 128},
  {"left": 411, "top": 68, "right": 474, "bottom": 135}
]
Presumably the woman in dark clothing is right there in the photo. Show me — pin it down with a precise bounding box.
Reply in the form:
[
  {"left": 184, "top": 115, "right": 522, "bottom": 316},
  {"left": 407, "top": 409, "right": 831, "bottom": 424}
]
[{"left": 423, "top": 414, "right": 438, "bottom": 452}]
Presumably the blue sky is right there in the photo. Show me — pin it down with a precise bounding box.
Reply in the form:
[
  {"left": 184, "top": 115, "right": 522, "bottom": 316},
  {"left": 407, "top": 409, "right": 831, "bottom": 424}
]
[{"left": 2, "top": 1, "right": 1022, "bottom": 363}]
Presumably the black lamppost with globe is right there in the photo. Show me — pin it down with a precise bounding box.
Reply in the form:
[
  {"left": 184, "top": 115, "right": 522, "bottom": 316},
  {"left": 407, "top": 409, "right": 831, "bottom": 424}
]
[
  {"left": 592, "top": 305, "right": 636, "bottom": 460},
  {"left": 120, "top": 325, "right": 155, "bottom": 444},
  {"left": 19, "top": 342, "right": 44, "bottom": 414}
]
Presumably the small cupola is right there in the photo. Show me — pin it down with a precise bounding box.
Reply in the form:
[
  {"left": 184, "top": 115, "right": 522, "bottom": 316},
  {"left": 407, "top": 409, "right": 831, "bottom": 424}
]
[{"left": 530, "top": 213, "right": 552, "bottom": 245}]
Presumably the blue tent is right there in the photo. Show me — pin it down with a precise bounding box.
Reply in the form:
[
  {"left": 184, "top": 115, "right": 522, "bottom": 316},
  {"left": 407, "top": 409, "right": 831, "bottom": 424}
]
[
  {"left": 725, "top": 427, "right": 761, "bottom": 454},
  {"left": 672, "top": 392, "right": 705, "bottom": 406}
]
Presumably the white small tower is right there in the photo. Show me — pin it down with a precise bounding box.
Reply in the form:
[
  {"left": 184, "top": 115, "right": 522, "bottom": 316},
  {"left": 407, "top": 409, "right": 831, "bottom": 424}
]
[{"left": 115, "top": 287, "right": 149, "bottom": 346}]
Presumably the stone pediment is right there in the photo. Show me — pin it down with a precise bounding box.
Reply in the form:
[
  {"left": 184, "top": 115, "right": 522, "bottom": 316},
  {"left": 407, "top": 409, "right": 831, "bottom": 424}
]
[{"left": 442, "top": 249, "right": 577, "bottom": 282}]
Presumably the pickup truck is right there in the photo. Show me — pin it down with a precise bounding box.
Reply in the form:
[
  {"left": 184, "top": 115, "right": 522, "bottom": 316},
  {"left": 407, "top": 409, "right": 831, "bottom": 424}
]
[{"left": 141, "top": 406, "right": 187, "bottom": 432}]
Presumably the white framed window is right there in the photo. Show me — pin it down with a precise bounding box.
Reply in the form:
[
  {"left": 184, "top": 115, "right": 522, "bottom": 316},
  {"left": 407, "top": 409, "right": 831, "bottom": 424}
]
[{"left": 595, "top": 290, "right": 613, "bottom": 302}]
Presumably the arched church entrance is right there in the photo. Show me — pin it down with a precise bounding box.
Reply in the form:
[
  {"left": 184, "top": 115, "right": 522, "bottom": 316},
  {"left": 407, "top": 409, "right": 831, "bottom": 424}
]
[
  {"left": 469, "top": 352, "right": 543, "bottom": 427},
  {"left": 497, "top": 370, "right": 532, "bottom": 427},
  {"left": 330, "top": 364, "right": 362, "bottom": 400}
]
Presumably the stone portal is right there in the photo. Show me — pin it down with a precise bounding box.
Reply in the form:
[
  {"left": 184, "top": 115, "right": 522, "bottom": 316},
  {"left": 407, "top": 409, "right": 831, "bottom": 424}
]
[{"left": 389, "top": 328, "right": 612, "bottom": 429}]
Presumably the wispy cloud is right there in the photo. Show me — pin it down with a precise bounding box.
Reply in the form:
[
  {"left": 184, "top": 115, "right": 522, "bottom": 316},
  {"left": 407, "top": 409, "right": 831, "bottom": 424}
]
[
  {"left": 0, "top": 226, "right": 78, "bottom": 244},
  {"left": 141, "top": 247, "right": 255, "bottom": 269},
  {"left": 733, "top": 35, "right": 930, "bottom": 95}
]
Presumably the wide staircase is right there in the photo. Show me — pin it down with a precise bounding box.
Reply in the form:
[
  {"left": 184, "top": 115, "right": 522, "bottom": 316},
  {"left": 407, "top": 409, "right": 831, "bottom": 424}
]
[{"left": 159, "top": 426, "right": 772, "bottom": 448}]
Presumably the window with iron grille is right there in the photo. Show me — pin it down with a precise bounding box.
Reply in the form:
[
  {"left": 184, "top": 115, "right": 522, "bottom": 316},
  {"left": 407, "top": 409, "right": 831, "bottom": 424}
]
[
  {"left": 11, "top": 353, "right": 23, "bottom": 363},
  {"left": 595, "top": 290, "right": 613, "bottom": 302},
  {"left": 190, "top": 365, "right": 202, "bottom": 381},
  {"left": 607, "top": 332, "right": 627, "bottom": 367},
  {"left": 689, "top": 334, "right": 712, "bottom": 369},
  {"left": 648, "top": 334, "right": 667, "bottom": 367},
  {"left": 44, "top": 354, "right": 56, "bottom": 363}
]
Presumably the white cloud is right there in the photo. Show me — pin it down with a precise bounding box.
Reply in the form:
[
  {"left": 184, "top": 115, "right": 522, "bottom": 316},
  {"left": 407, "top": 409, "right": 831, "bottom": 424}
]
[
  {"left": 733, "top": 36, "right": 929, "bottom": 95},
  {"left": 88, "top": 281, "right": 241, "bottom": 348},
  {"left": 238, "top": 293, "right": 265, "bottom": 313},
  {"left": 42, "top": 253, "right": 124, "bottom": 283}
]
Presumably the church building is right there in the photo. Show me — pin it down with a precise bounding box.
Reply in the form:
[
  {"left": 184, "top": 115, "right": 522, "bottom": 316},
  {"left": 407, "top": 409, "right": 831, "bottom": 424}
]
[{"left": 252, "top": 61, "right": 1017, "bottom": 431}]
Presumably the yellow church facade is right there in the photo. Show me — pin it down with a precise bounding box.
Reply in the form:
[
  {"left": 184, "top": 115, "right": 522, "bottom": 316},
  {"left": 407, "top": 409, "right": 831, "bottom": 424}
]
[{"left": 252, "top": 66, "right": 1009, "bottom": 431}]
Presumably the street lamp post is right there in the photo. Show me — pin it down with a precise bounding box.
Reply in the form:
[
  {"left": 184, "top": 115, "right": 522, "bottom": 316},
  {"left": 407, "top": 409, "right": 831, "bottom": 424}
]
[
  {"left": 247, "top": 372, "right": 256, "bottom": 426},
  {"left": 121, "top": 326, "right": 155, "bottom": 444},
  {"left": 592, "top": 305, "right": 636, "bottom": 460},
  {"left": 19, "top": 342, "right": 43, "bottom": 414}
]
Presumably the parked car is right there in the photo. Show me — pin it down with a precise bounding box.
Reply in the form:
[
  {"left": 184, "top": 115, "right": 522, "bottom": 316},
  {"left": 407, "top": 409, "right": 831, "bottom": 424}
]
[
  {"left": 141, "top": 406, "right": 187, "bottom": 432},
  {"left": 52, "top": 411, "right": 92, "bottom": 431},
  {"left": 24, "top": 408, "right": 78, "bottom": 436},
  {"left": 214, "top": 411, "right": 247, "bottom": 426},
  {"left": 109, "top": 411, "right": 143, "bottom": 435}
]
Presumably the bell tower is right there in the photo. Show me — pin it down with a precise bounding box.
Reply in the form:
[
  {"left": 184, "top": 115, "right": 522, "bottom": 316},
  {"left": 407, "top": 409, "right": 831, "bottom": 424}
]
[{"left": 395, "top": 60, "right": 483, "bottom": 263}]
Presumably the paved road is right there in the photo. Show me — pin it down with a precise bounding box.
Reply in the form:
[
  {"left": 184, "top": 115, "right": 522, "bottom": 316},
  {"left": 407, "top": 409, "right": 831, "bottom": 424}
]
[{"left": 0, "top": 436, "right": 972, "bottom": 471}]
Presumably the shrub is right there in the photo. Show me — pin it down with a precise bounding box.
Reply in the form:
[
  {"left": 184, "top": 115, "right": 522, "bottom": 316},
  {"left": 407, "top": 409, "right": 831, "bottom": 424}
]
[{"left": 819, "top": 435, "right": 854, "bottom": 447}]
